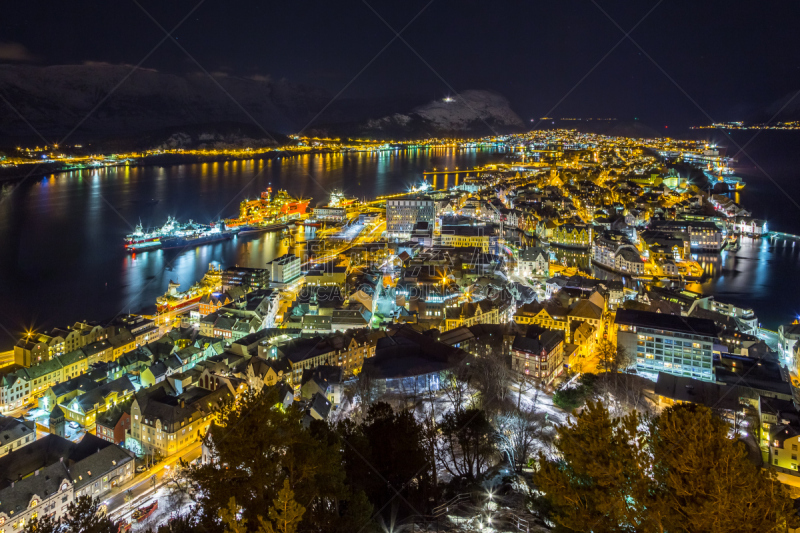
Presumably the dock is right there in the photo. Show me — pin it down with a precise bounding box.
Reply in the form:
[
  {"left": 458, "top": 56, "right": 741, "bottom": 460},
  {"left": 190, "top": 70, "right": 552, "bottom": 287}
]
[{"left": 767, "top": 231, "right": 800, "bottom": 242}]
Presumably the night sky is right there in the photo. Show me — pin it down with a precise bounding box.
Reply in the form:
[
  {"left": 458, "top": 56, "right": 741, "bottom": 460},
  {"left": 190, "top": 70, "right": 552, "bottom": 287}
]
[{"left": 3, "top": 1, "right": 800, "bottom": 128}]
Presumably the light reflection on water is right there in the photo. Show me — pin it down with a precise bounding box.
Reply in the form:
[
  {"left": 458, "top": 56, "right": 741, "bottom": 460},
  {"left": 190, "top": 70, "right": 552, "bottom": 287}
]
[{"left": 0, "top": 148, "right": 502, "bottom": 347}]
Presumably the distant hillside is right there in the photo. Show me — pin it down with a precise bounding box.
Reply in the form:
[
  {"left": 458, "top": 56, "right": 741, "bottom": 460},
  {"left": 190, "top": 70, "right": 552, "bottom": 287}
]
[
  {"left": 0, "top": 63, "right": 329, "bottom": 143},
  {"left": 0, "top": 64, "right": 526, "bottom": 147}
]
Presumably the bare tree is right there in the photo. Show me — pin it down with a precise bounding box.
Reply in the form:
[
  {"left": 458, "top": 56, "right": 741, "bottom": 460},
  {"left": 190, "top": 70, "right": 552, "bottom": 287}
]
[
  {"left": 473, "top": 348, "right": 511, "bottom": 407},
  {"left": 440, "top": 361, "right": 473, "bottom": 414},
  {"left": 353, "top": 367, "right": 379, "bottom": 421}
]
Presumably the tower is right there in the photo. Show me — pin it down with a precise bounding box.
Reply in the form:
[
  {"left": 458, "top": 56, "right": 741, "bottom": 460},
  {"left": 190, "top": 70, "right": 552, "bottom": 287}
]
[{"left": 49, "top": 405, "right": 66, "bottom": 438}]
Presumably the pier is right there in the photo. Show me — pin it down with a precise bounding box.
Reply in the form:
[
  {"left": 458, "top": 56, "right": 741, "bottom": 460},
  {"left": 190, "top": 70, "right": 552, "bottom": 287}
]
[{"left": 767, "top": 231, "right": 800, "bottom": 242}]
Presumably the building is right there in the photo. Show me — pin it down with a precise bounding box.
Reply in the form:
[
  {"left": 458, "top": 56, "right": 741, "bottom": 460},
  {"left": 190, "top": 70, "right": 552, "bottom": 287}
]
[
  {"left": 0, "top": 433, "right": 134, "bottom": 527},
  {"left": 129, "top": 382, "right": 234, "bottom": 457},
  {"left": 0, "top": 415, "right": 36, "bottom": 457},
  {"left": 778, "top": 323, "right": 800, "bottom": 364},
  {"left": 768, "top": 424, "right": 800, "bottom": 474},
  {"left": 444, "top": 300, "right": 506, "bottom": 332},
  {"left": 615, "top": 309, "right": 717, "bottom": 382},
  {"left": 361, "top": 325, "right": 469, "bottom": 394},
  {"left": 14, "top": 322, "right": 108, "bottom": 367},
  {"left": 1, "top": 349, "right": 91, "bottom": 413},
  {"left": 96, "top": 406, "right": 132, "bottom": 447},
  {"left": 592, "top": 235, "right": 645, "bottom": 275},
  {"left": 0, "top": 461, "right": 74, "bottom": 531},
  {"left": 514, "top": 302, "right": 569, "bottom": 332},
  {"left": 222, "top": 266, "right": 270, "bottom": 291},
  {"left": 58, "top": 376, "right": 135, "bottom": 431},
  {"left": 300, "top": 365, "right": 343, "bottom": 405},
  {"left": 649, "top": 220, "right": 724, "bottom": 252},
  {"left": 511, "top": 329, "right": 565, "bottom": 384},
  {"left": 439, "top": 225, "right": 499, "bottom": 253},
  {"left": 410, "top": 221, "right": 433, "bottom": 247},
  {"left": 732, "top": 217, "right": 767, "bottom": 236},
  {"left": 313, "top": 206, "right": 346, "bottom": 222},
  {"left": 550, "top": 224, "right": 591, "bottom": 249},
  {"left": 267, "top": 253, "right": 302, "bottom": 284},
  {"left": 386, "top": 197, "right": 435, "bottom": 238},
  {"left": 516, "top": 247, "right": 549, "bottom": 278}
]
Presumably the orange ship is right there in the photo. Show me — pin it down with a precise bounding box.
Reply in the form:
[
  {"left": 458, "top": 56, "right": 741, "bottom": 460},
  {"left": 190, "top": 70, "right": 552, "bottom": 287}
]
[{"left": 226, "top": 187, "right": 310, "bottom": 227}]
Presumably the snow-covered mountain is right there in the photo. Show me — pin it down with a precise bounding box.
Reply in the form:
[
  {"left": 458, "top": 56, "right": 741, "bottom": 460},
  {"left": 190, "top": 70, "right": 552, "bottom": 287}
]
[
  {"left": 0, "top": 64, "right": 525, "bottom": 146},
  {"left": 356, "top": 90, "right": 525, "bottom": 138}
]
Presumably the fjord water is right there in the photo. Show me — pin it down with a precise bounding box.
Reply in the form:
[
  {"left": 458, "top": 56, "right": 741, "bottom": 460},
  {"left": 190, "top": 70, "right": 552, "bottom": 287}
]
[
  {"left": 0, "top": 133, "right": 798, "bottom": 351},
  {"left": 690, "top": 130, "right": 800, "bottom": 329},
  {"left": 0, "top": 148, "right": 505, "bottom": 348}
]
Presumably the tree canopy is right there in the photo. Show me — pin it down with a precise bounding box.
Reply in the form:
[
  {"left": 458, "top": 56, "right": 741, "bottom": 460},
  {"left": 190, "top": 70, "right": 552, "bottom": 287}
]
[{"left": 534, "top": 401, "right": 799, "bottom": 533}]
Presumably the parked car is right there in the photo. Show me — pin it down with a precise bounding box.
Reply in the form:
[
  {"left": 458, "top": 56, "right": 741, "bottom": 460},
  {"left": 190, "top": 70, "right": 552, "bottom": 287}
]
[
  {"left": 136, "top": 465, "right": 146, "bottom": 473},
  {"left": 69, "top": 422, "right": 80, "bottom": 429}
]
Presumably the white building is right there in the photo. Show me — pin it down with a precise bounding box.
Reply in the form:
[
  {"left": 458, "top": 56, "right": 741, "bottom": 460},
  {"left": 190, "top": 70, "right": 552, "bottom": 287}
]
[
  {"left": 386, "top": 198, "right": 435, "bottom": 238},
  {"left": 516, "top": 247, "right": 549, "bottom": 278},
  {"left": 267, "top": 253, "right": 301, "bottom": 284}
]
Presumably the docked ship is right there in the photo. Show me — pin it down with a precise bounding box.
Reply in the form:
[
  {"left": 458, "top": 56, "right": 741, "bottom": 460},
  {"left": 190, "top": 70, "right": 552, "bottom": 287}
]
[
  {"left": 124, "top": 216, "right": 180, "bottom": 251},
  {"left": 705, "top": 168, "right": 745, "bottom": 191},
  {"left": 125, "top": 218, "right": 235, "bottom": 252},
  {"left": 225, "top": 187, "right": 311, "bottom": 229},
  {"left": 160, "top": 223, "right": 235, "bottom": 249},
  {"left": 156, "top": 265, "right": 221, "bottom": 312}
]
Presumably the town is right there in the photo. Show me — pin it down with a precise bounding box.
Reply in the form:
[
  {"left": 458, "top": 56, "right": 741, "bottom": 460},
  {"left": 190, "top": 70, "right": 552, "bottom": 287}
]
[{"left": 3, "top": 128, "right": 800, "bottom": 532}]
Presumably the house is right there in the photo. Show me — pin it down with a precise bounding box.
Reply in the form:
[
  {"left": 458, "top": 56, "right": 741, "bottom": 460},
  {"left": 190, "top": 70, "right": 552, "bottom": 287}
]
[
  {"left": 96, "top": 405, "right": 132, "bottom": 447},
  {"left": 302, "top": 393, "right": 333, "bottom": 428},
  {"left": 511, "top": 330, "right": 565, "bottom": 384},
  {"left": 140, "top": 361, "right": 169, "bottom": 387},
  {"left": 83, "top": 339, "right": 113, "bottom": 365},
  {"left": 443, "top": 300, "right": 506, "bottom": 332},
  {"left": 514, "top": 302, "right": 569, "bottom": 332},
  {"left": 108, "top": 328, "right": 136, "bottom": 360},
  {"left": 0, "top": 432, "right": 134, "bottom": 526},
  {"left": 768, "top": 423, "right": 800, "bottom": 475},
  {"left": 59, "top": 376, "right": 135, "bottom": 430},
  {"left": 516, "top": 247, "right": 549, "bottom": 278},
  {"left": 300, "top": 366, "right": 343, "bottom": 405},
  {"left": 0, "top": 415, "right": 36, "bottom": 457},
  {"left": 129, "top": 382, "right": 234, "bottom": 457}
]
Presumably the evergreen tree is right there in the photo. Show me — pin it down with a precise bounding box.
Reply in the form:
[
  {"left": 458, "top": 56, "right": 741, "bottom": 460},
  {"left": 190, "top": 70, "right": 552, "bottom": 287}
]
[
  {"left": 186, "top": 386, "right": 371, "bottom": 532},
  {"left": 267, "top": 480, "right": 306, "bottom": 533},
  {"left": 337, "top": 402, "right": 432, "bottom": 518},
  {"left": 649, "top": 404, "right": 798, "bottom": 533},
  {"left": 534, "top": 401, "right": 799, "bottom": 533},
  {"left": 533, "top": 400, "right": 650, "bottom": 532}
]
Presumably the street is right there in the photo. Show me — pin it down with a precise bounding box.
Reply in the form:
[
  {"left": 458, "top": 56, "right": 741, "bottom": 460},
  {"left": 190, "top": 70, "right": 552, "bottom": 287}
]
[{"left": 106, "top": 441, "right": 202, "bottom": 522}]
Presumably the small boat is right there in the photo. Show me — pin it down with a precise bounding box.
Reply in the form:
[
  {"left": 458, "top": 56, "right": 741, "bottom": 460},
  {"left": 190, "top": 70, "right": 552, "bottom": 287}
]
[
  {"left": 132, "top": 501, "right": 158, "bottom": 522},
  {"left": 117, "top": 520, "right": 132, "bottom": 533}
]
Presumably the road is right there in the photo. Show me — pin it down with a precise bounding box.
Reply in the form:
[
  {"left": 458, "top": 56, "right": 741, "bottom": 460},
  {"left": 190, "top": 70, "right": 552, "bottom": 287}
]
[{"left": 106, "top": 441, "right": 202, "bottom": 520}]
